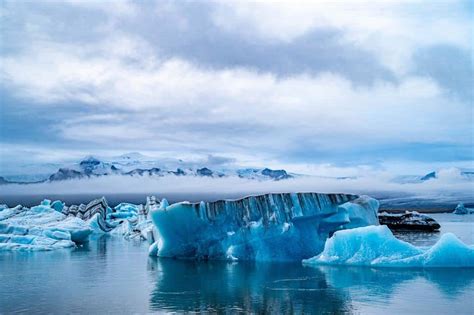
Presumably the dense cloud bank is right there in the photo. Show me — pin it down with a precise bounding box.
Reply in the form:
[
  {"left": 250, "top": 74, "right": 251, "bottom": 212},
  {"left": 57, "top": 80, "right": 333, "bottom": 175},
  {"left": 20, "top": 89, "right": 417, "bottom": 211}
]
[
  {"left": 1, "top": 168, "right": 472, "bottom": 208},
  {"left": 1, "top": 1, "right": 472, "bottom": 171}
]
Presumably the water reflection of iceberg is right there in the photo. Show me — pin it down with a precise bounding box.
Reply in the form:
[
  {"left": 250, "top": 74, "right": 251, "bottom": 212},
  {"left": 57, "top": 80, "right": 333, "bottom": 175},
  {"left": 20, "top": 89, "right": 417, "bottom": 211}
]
[
  {"left": 148, "top": 258, "right": 474, "bottom": 313},
  {"left": 318, "top": 266, "right": 474, "bottom": 298},
  {"left": 147, "top": 258, "right": 351, "bottom": 313}
]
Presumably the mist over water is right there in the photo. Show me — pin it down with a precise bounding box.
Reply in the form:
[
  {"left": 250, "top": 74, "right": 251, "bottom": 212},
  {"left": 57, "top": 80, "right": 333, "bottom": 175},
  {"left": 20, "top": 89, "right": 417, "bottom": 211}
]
[{"left": 1, "top": 170, "right": 472, "bottom": 209}]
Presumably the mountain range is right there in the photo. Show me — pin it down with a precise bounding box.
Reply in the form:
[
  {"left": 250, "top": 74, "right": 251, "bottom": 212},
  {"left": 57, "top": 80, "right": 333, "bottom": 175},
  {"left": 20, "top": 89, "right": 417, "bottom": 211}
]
[
  {"left": 1, "top": 152, "right": 473, "bottom": 185},
  {"left": 0, "top": 154, "right": 295, "bottom": 184}
]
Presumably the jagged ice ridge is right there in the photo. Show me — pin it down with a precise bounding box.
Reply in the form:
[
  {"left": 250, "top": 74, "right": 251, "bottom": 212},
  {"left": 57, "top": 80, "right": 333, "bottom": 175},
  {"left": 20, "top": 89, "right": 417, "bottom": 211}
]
[{"left": 148, "top": 193, "right": 380, "bottom": 261}]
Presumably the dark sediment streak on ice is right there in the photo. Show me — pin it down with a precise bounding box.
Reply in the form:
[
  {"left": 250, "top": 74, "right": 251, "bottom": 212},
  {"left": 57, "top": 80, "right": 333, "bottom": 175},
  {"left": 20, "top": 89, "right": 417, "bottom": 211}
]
[
  {"left": 150, "top": 192, "right": 378, "bottom": 261},
  {"left": 189, "top": 192, "right": 359, "bottom": 227}
]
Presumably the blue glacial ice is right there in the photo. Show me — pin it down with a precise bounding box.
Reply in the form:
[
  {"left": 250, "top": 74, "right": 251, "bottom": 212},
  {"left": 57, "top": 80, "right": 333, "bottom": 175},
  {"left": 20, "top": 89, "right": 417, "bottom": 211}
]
[
  {"left": 453, "top": 203, "right": 474, "bottom": 215},
  {"left": 302, "top": 225, "right": 474, "bottom": 268},
  {"left": 0, "top": 200, "right": 92, "bottom": 251},
  {"left": 0, "top": 198, "right": 152, "bottom": 251},
  {"left": 149, "top": 193, "right": 379, "bottom": 261},
  {"left": 107, "top": 201, "right": 154, "bottom": 241},
  {"left": 61, "top": 197, "right": 151, "bottom": 239}
]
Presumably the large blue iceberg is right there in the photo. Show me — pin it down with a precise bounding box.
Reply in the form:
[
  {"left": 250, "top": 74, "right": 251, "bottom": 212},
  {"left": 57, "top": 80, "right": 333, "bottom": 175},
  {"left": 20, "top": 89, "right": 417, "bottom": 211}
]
[
  {"left": 302, "top": 225, "right": 474, "bottom": 268},
  {"left": 149, "top": 193, "right": 380, "bottom": 261}
]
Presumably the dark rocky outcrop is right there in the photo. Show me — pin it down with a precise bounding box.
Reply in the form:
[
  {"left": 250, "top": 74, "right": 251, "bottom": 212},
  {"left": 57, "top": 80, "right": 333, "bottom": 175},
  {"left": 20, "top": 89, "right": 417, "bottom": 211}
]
[
  {"left": 126, "top": 168, "right": 162, "bottom": 176},
  {"left": 379, "top": 211, "right": 440, "bottom": 231},
  {"left": 49, "top": 168, "right": 84, "bottom": 181},
  {"left": 261, "top": 168, "right": 292, "bottom": 180},
  {"left": 171, "top": 168, "right": 185, "bottom": 176},
  {"left": 420, "top": 171, "right": 437, "bottom": 181},
  {"left": 197, "top": 167, "right": 213, "bottom": 177},
  {"left": 79, "top": 156, "right": 102, "bottom": 175}
]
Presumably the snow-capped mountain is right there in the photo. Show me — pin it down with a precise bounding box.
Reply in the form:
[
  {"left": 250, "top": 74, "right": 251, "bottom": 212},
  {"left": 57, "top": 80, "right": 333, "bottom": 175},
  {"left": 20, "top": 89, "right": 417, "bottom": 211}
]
[
  {"left": 393, "top": 170, "right": 473, "bottom": 184},
  {"left": 0, "top": 154, "right": 296, "bottom": 184},
  {"left": 2, "top": 153, "right": 472, "bottom": 186},
  {"left": 236, "top": 168, "right": 292, "bottom": 180},
  {"left": 392, "top": 171, "right": 437, "bottom": 184}
]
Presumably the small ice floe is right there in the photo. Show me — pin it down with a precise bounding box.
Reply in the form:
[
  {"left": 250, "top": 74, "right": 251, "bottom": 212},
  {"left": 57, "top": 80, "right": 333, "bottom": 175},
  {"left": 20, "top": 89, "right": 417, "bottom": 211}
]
[{"left": 453, "top": 203, "right": 474, "bottom": 215}]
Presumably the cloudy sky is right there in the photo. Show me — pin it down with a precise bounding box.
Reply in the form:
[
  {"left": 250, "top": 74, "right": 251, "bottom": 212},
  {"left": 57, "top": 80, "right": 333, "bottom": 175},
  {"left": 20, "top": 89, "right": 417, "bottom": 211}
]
[{"left": 0, "top": 0, "right": 472, "bottom": 176}]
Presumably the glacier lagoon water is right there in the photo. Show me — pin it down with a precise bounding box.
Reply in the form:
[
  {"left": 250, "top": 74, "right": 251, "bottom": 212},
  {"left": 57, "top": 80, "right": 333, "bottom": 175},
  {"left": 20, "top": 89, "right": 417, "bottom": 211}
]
[{"left": 1, "top": 214, "right": 473, "bottom": 314}]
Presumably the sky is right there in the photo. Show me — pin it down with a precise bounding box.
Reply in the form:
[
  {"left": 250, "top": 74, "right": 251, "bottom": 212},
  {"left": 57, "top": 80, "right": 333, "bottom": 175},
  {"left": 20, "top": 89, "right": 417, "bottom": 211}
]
[{"left": 0, "top": 0, "right": 473, "bottom": 177}]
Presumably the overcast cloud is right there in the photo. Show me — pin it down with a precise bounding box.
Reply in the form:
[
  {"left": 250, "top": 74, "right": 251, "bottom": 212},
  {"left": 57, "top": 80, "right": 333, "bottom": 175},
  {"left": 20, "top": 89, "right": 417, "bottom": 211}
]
[{"left": 0, "top": 0, "right": 472, "bottom": 177}]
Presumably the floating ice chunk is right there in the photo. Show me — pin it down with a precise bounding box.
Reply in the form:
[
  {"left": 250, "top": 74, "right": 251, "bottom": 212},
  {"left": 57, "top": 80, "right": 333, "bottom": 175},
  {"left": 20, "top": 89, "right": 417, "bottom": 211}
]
[
  {"left": 303, "top": 225, "right": 474, "bottom": 268},
  {"left": 149, "top": 193, "right": 379, "bottom": 261},
  {"left": 0, "top": 201, "right": 92, "bottom": 251},
  {"left": 453, "top": 203, "right": 474, "bottom": 215}
]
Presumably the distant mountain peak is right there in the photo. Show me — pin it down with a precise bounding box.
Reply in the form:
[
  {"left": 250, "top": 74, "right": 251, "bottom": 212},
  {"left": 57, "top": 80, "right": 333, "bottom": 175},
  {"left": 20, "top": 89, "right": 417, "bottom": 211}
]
[
  {"left": 80, "top": 156, "right": 101, "bottom": 165},
  {"left": 197, "top": 167, "right": 213, "bottom": 177},
  {"left": 49, "top": 168, "right": 84, "bottom": 181},
  {"left": 2, "top": 153, "right": 299, "bottom": 183},
  {"left": 420, "top": 171, "right": 437, "bottom": 181},
  {"left": 261, "top": 168, "right": 291, "bottom": 180}
]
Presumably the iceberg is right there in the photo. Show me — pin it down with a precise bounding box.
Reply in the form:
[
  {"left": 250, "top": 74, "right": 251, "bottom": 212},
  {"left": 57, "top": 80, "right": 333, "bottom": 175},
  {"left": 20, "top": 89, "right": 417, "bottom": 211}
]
[
  {"left": 110, "top": 201, "right": 154, "bottom": 241},
  {"left": 0, "top": 197, "right": 154, "bottom": 251},
  {"left": 453, "top": 203, "right": 474, "bottom": 215},
  {"left": 149, "top": 193, "right": 379, "bottom": 261},
  {"left": 69, "top": 197, "right": 153, "bottom": 240},
  {"left": 0, "top": 199, "right": 92, "bottom": 251},
  {"left": 60, "top": 197, "right": 143, "bottom": 234},
  {"left": 302, "top": 225, "right": 474, "bottom": 268},
  {"left": 82, "top": 198, "right": 125, "bottom": 232}
]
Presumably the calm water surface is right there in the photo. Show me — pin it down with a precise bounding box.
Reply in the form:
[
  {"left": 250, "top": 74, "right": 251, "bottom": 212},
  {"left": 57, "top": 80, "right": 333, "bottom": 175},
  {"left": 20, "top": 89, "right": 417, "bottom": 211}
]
[
  {"left": 1, "top": 214, "right": 473, "bottom": 314},
  {"left": 393, "top": 213, "right": 474, "bottom": 246}
]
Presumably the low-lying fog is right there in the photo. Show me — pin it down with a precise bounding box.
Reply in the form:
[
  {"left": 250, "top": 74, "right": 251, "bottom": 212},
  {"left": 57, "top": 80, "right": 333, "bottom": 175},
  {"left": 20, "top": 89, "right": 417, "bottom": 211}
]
[{"left": 1, "top": 168, "right": 472, "bottom": 209}]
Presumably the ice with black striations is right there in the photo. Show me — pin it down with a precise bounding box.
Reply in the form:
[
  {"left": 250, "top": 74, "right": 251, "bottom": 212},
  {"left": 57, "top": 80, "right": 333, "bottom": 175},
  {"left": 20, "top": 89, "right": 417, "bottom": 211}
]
[
  {"left": 0, "top": 197, "right": 152, "bottom": 251},
  {"left": 149, "top": 192, "right": 379, "bottom": 261}
]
